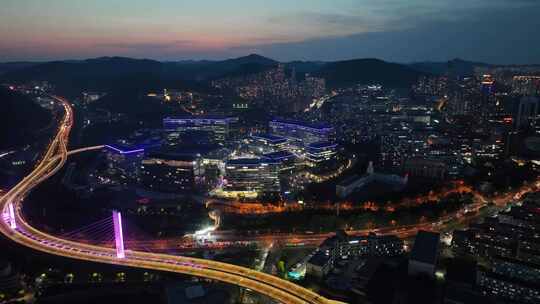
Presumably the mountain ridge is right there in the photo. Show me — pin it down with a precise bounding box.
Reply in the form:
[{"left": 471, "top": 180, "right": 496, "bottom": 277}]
[
  {"left": 314, "top": 58, "right": 428, "bottom": 88},
  {"left": 2, "top": 54, "right": 502, "bottom": 93}
]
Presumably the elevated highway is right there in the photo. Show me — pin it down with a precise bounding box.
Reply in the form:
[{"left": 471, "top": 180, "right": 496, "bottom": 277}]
[{"left": 0, "top": 95, "right": 343, "bottom": 304}]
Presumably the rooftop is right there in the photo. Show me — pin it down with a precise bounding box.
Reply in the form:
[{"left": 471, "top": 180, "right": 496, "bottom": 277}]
[
  {"left": 270, "top": 118, "right": 333, "bottom": 131},
  {"left": 480, "top": 270, "right": 540, "bottom": 289},
  {"left": 160, "top": 144, "right": 222, "bottom": 155},
  {"left": 146, "top": 152, "right": 197, "bottom": 162},
  {"left": 410, "top": 230, "right": 440, "bottom": 265},
  {"left": 308, "top": 251, "right": 332, "bottom": 267},
  {"left": 226, "top": 158, "right": 279, "bottom": 166},
  {"left": 250, "top": 133, "right": 288, "bottom": 144},
  {"left": 492, "top": 255, "right": 540, "bottom": 270},
  {"left": 307, "top": 141, "right": 338, "bottom": 149},
  {"left": 263, "top": 150, "right": 295, "bottom": 160}
]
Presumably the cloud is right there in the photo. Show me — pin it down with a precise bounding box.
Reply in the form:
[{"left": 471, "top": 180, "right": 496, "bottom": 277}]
[
  {"left": 264, "top": 11, "right": 390, "bottom": 39},
  {"left": 94, "top": 40, "right": 198, "bottom": 50},
  {"left": 1, "top": 0, "right": 539, "bottom": 62},
  {"left": 231, "top": 2, "right": 540, "bottom": 64}
]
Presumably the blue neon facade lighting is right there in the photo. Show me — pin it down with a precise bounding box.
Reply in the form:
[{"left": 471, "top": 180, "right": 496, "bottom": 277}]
[
  {"left": 105, "top": 145, "right": 145, "bottom": 155},
  {"left": 269, "top": 119, "right": 335, "bottom": 147}
]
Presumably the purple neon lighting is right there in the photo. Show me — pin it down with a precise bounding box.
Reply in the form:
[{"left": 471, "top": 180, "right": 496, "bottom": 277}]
[
  {"left": 105, "top": 145, "right": 144, "bottom": 155},
  {"left": 112, "top": 211, "right": 125, "bottom": 258},
  {"left": 8, "top": 202, "right": 16, "bottom": 229}
]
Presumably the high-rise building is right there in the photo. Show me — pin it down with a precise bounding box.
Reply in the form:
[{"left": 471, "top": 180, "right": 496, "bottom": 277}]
[
  {"left": 446, "top": 77, "right": 482, "bottom": 116},
  {"left": 477, "top": 270, "right": 540, "bottom": 304},
  {"left": 302, "top": 74, "right": 326, "bottom": 99},
  {"left": 414, "top": 76, "right": 449, "bottom": 97},
  {"left": 211, "top": 64, "right": 326, "bottom": 114},
  {"left": 516, "top": 96, "right": 539, "bottom": 130},
  {"left": 480, "top": 74, "right": 495, "bottom": 95},
  {"left": 512, "top": 76, "right": 540, "bottom": 96},
  {"left": 490, "top": 256, "right": 540, "bottom": 283},
  {"left": 450, "top": 197, "right": 540, "bottom": 303}
]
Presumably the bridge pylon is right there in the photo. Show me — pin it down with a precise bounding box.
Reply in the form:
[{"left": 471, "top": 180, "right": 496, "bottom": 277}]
[
  {"left": 112, "top": 210, "right": 125, "bottom": 258},
  {"left": 8, "top": 202, "right": 16, "bottom": 229}
]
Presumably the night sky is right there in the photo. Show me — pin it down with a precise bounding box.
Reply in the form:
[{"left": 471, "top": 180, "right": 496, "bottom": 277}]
[{"left": 1, "top": 0, "right": 539, "bottom": 63}]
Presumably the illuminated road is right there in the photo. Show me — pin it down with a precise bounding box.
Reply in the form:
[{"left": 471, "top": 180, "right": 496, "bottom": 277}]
[{"left": 0, "top": 96, "right": 344, "bottom": 304}]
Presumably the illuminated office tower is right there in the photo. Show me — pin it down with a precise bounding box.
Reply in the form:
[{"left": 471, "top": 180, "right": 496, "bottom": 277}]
[
  {"left": 224, "top": 158, "right": 280, "bottom": 195},
  {"left": 516, "top": 96, "right": 539, "bottom": 130},
  {"left": 247, "top": 134, "right": 288, "bottom": 155},
  {"left": 163, "top": 116, "right": 239, "bottom": 143},
  {"left": 512, "top": 76, "right": 540, "bottom": 96},
  {"left": 305, "top": 142, "right": 338, "bottom": 166}
]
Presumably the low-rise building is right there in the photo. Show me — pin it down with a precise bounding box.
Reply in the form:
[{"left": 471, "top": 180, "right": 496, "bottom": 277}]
[
  {"left": 263, "top": 150, "right": 297, "bottom": 173},
  {"left": 336, "top": 162, "right": 407, "bottom": 198},
  {"left": 140, "top": 152, "right": 202, "bottom": 193},
  {"left": 305, "top": 230, "right": 404, "bottom": 278},
  {"left": 248, "top": 134, "right": 288, "bottom": 154},
  {"left": 222, "top": 158, "right": 280, "bottom": 198},
  {"left": 307, "top": 251, "right": 333, "bottom": 279},
  {"left": 403, "top": 158, "right": 447, "bottom": 180},
  {"left": 491, "top": 255, "right": 540, "bottom": 283},
  {"left": 305, "top": 141, "right": 338, "bottom": 166}
]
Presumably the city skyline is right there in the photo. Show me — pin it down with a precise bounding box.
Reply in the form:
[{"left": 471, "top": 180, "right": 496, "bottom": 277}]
[{"left": 2, "top": 0, "right": 540, "bottom": 64}]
